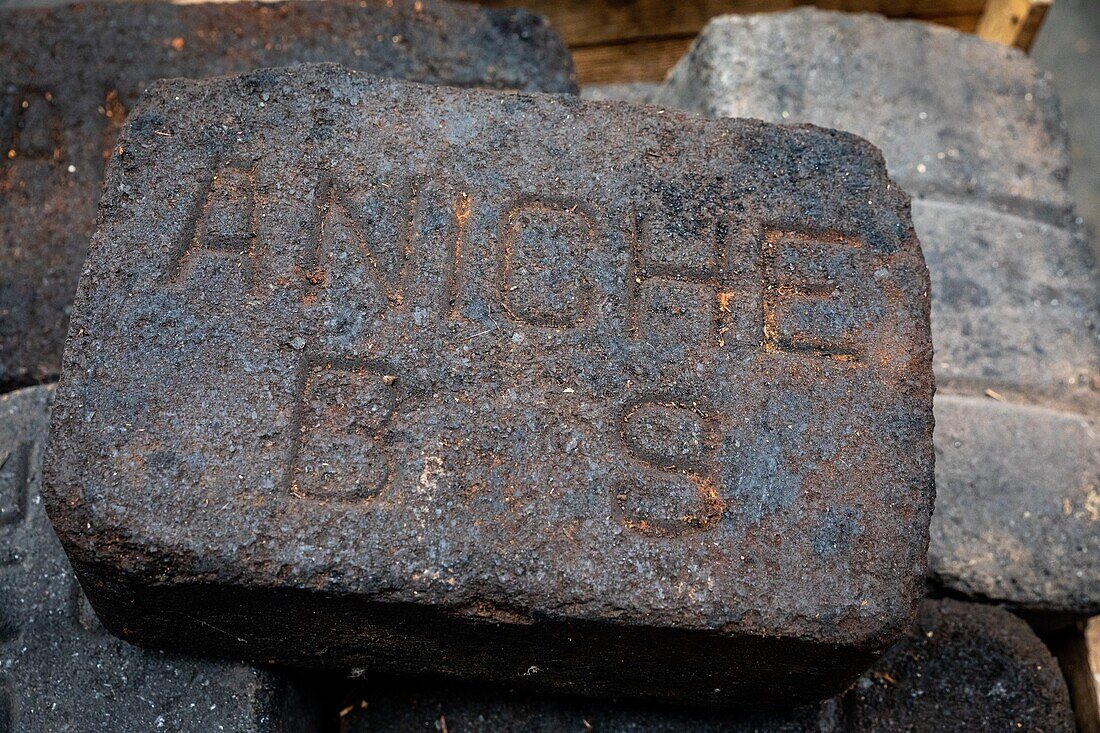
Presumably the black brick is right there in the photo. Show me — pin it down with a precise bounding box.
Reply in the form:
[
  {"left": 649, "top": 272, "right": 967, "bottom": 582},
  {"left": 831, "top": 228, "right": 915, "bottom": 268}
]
[
  {"left": 342, "top": 600, "right": 1074, "bottom": 732},
  {"left": 43, "top": 63, "right": 934, "bottom": 708}
]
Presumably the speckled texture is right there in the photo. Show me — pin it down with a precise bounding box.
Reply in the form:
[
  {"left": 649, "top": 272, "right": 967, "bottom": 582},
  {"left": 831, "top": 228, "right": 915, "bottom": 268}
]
[
  {"left": 341, "top": 600, "right": 1074, "bottom": 732},
  {"left": 0, "top": 386, "right": 320, "bottom": 732},
  {"left": 656, "top": 8, "right": 1072, "bottom": 221},
  {"left": 911, "top": 201, "right": 1097, "bottom": 412},
  {"left": 932, "top": 396, "right": 1100, "bottom": 615},
  {"left": 841, "top": 600, "right": 1074, "bottom": 731},
  {"left": 42, "top": 63, "right": 933, "bottom": 707},
  {"left": 649, "top": 9, "right": 1100, "bottom": 617},
  {"left": 0, "top": 0, "right": 576, "bottom": 393},
  {"left": 580, "top": 83, "right": 659, "bottom": 105}
]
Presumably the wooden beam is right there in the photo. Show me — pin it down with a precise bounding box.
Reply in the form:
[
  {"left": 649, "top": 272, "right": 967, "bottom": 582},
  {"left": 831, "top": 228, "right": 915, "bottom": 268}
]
[
  {"left": 473, "top": 0, "right": 1049, "bottom": 83},
  {"left": 1049, "top": 618, "right": 1100, "bottom": 733},
  {"left": 572, "top": 37, "right": 698, "bottom": 85},
  {"left": 477, "top": 1, "right": 988, "bottom": 48},
  {"left": 976, "top": 0, "right": 1052, "bottom": 51}
]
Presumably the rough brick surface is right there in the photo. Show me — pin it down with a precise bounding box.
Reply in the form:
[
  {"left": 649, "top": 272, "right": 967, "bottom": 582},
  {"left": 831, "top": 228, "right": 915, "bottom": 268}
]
[
  {"left": 932, "top": 396, "right": 1100, "bottom": 616},
  {"left": 0, "top": 0, "right": 576, "bottom": 392},
  {"left": 342, "top": 600, "right": 1074, "bottom": 732},
  {"left": 42, "top": 63, "right": 934, "bottom": 707},
  {"left": 912, "top": 200, "right": 1097, "bottom": 411},
  {"left": 0, "top": 386, "right": 320, "bottom": 733},
  {"left": 651, "top": 8, "right": 1100, "bottom": 616},
  {"left": 656, "top": 9, "right": 1072, "bottom": 220}
]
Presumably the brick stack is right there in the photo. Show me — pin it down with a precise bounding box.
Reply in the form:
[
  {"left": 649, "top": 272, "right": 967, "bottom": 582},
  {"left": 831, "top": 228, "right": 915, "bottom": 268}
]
[{"left": 0, "top": 3, "right": 1093, "bottom": 731}]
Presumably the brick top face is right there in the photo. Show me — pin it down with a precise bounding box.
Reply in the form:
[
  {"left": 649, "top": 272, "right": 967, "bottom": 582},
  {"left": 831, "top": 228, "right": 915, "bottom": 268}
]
[{"left": 43, "top": 65, "right": 933, "bottom": 703}]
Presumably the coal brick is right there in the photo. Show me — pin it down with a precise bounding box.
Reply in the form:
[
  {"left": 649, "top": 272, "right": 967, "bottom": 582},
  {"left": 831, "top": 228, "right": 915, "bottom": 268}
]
[
  {"left": 841, "top": 600, "right": 1074, "bottom": 732},
  {"left": 652, "top": 9, "right": 1100, "bottom": 617},
  {"left": 917, "top": 196, "right": 1099, "bottom": 618},
  {"left": 0, "top": 386, "right": 321, "bottom": 732},
  {"left": 43, "top": 63, "right": 934, "bottom": 707},
  {"left": 0, "top": 0, "right": 576, "bottom": 392},
  {"left": 342, "top": 600, "right": 1075, "bottom": 732}
]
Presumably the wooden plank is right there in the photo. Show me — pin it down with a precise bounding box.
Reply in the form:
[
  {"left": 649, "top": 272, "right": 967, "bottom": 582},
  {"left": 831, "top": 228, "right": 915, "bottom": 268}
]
[
  {"left": 569, "top": 14, "right": 979, "bottom": 84},
  {"left": 1050, "top": 617, "right": 1100, "bottom": 733},
  {"left": 476, "top": 0, "right": 987, "bottom": 48},
  {"left": 976, "top": 0, "right": 1052, "bottom": 51},
  {"left": 572, "top": 36, "right": 698, "bottom": 85},
  {"left": 921, "top": 14, "right": 982, "bottom": 32},
  {"left": 807, "top": 0, "right": 983, "bottom": 17}
]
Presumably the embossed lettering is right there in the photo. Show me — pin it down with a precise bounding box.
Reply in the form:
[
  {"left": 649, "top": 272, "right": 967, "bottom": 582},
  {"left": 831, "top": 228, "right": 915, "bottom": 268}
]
[
  {"left": 166, "top": 160, "right": 257, "bottom": 287},
  {"left": 446, "top": 192, "right": 472, "bottom": 319},
  {"left": 762, "top": 231, "right": 866, "bottom": 359},
  {"left": 308, "top": 176, "right": 414, "bottom": 308},
  {"left": 628, "top": 203, "right": 749, "bottom": 348},
  {"left": 289, "top": 360, "right": 398, "bottom": 503},
  {"left": 612, "top": 398, "right": 725, "bottom": 537},
  {"left": 500, "top": 201, "right": 594, "bottom": 329},
  {"left": 154, "top": 162, "right": 896, "bottom": 369}
]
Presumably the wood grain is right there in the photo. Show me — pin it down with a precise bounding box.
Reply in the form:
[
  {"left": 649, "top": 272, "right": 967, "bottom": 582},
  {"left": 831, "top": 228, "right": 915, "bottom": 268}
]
[
  {"left": 475, "top": 0, "right": 1005, "bottom": 83},
  {"left": 477, "top": 0, "right": 988, "bottom": 47},
  {"left": 976, "top": 0, "right": 1052, "bottom": 51}
]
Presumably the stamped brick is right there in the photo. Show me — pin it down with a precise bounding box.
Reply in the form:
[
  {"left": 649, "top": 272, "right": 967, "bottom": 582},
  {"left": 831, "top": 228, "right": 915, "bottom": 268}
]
[
  {"left": 0, "top": 386, "right": 321, "bottom": 732},
  {"left": 0, "top": 0, "right": 576, "bottom": 392},
  {"left": 42, "top": 63, "right": 934, "bottom": 707},
  {"left": 342, "top": 600, "right": 1075, "bottom": 732},
  {"left": 650, "top": 8, "right": 1100, "bottom": 617}
]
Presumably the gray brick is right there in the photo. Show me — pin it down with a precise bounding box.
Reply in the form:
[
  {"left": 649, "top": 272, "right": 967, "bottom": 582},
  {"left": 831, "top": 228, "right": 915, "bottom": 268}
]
[
  {"left": 656, "top": 8, "right": 1072, "bottom": 221},
  {"left": 580, "top": 83, "right": 659, "bottom": 104},
  {"left": 0, "top": 386, "right": 320, "bottom": 732},
  {"left": 913, "top": 200, "right": 1097, "bottom": 410},
  {"left": 42, "top": 63, "right": 934, "bottom": 708},
  {"left": 0, "top": 0, "right": 576, "bottom": 392},
  {"left": 932, "top": 396, "right": 1100, "bottom": 615}
]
